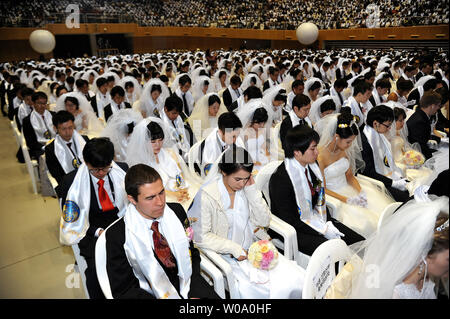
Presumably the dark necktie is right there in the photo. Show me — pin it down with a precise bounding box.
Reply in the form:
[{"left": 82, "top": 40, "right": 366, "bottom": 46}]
[
  {"left": 66, "top": 142, "right": 77, "bottom": 159},
  {"left": 97, "top": 179, "right": 115, "bottom": 212},
  {"left": 182, "top": 93, "right": 189, "bottom": 116},
  {"left": 338, "top": 92, "right": 343, "bottom": 105},
  {"left": 41, "top": 115, "right": 51, "bottom": 139},
  {"left": 235, "top": 89, "right": 240, "bottom": 97},
  {"left": 85, "top": 94, "right": 91, "bottom": 101},
  {"left": 305, "top": 168, "right": 316, "bottom": 197},
  {"left": 151, "top": 221, "right": 176, "bottom": 269}
]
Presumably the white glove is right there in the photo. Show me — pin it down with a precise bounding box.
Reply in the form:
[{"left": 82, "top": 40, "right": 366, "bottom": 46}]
[
  {"left": 357, "top": 191, "right": 368, "bottom": 208},
  {"left": 324, "top": 221, "right": 345, "bottom": 240},
  {"left": 392, "top": 178, "right": 408, "bottom": 191},
  {"left": 391, "top": 171, "right": 403, "bottom": 181}
]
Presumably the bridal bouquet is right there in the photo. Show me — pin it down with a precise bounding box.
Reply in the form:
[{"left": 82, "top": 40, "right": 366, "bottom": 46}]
[
  {"left": 403, "top": 150, "right": 425, "bottom": 168},
  {"left": 248, "top": 240, "right": 279, "bottom": 270}
]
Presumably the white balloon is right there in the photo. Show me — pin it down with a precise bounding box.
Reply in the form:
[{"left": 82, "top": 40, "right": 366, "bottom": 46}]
[
  {"left": 296, "top": 23, "right": 319, "bottom": 45},
  {"left": 29, "top": 30, "right": 56, "bottom": 54}
]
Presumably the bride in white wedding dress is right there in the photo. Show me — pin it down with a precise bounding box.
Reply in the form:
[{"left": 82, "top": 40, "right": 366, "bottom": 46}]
[{"left": 316, "top": 112, "right": 395, "bottom": 238}]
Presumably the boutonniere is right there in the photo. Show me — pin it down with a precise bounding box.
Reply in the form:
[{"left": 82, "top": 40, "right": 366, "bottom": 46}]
[
  {"left": 312, "top": 179, "right": 322, "bottom": 193},
  {"left": 184, "top": 217, "right": 197, "bottom": 242}
]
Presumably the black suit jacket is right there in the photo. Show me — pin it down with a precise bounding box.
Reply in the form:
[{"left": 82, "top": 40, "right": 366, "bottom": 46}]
[
  {"left": 105, "top": 202, "right": 218, "bottom": 299},
  {"left": 103, "top": 102, "right": 132, "bottom": 122},
  {"left": 57, "top": 162, "right": 129, "bottom": 258},
  {"left": 90, "top": 98, "right": 99, "bottom": 117},
  {"left": 22, "top": 111, "right": 56, "bottom": 159},
  {"left": 268, "top": 162, "right": 332, "bottom": 240},
  {"left": 44, "top": 135, "right": 90, "bottom": 186},
  {"left": 406, "top": 88, "right": 421, "bottom": 109},
  {"left": 222, "top": 88, "right": 233, "bottom": 109},
  {"left": 263, "top": 80, "right": 271, "bottom": 92},
  {"left": 279, "top": 116, "right": 312, "bottom": 151},
  {"left": 227, "top": 99, "right": 239, "bottom": 112},
  {"left": 406, "top": 108, "right": 438, "bottom": 160}
]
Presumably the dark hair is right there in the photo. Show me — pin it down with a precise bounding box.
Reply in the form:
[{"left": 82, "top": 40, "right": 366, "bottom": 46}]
[
  {"left": 396, "top": 78, "right": 414, "bottom": 93},
  {"left": 284, "top": 124, "right": 320, "bottom": 158},
  {"left": 96, "top": 77, "right": 108, "bottom": 88},
  {"left": 230, "top": 75, "right": 241, "bottom": 85},
  {"left": 150, "top": 84, "right": 162, "bottom": 94},
  {"left": 164, "top": 94, "right": 183, "bottom": 113},
  {"left": 290, "top": 68, "right": 302, "bottom": 79},
  {"left": 251, "top": 107, "right": 269, "bottom": 124},
  {"left": 66, "top": 76, "right": 75, "bottom": 85},
  {"left": 375, "top": 78, "right": 391, "bottom": 90},
  {"left": 21, "top": 87, "right": 34, "bottom": 98},
  {"left": 179, "top": 74, "right": 192, "bottom": 86},
  {"left": 353, "top": 81, "right": 373, "bottom": 97},
  {"left": 292, "top": 79, "right": 304, "bottom": 90},
  {"left": 364, "top": 71, "right": 376, "bottom": 81},
  {"left": 274, "top": 89, "right": 287, "bottom": 103},
  {"left": 64, "top": 96, "right": 79, "bottom": 109},
  {"left": 319, "top": 98, "right": 336, "bottom": 114},
  {"left": 82, "top": 137, "right": 114, "bottom": 167},
  {"left": 218, "top": 145, "right": 253, "bottom": 175},
  {"left": 208, "top": 94, "right": 221, "bottom": 106},
  {"left": 420, "top": 91, "right": 442, "bottom": 109},
  {"left": 107, "top": 76, "right": 115, "bottom": 83},
  {"left": 308, "top": 81, "right": 321, "bottom": 92},
  {"left": 31, "top": 91, "right": 47, "bottom": 102},
  {"left": 366, "top": 105, "right": 395, "bottom": 127},
  {"left": 52, "top": 110, "right": 75, "bottom": 127},
  {"left": 269, "top": 66, "right": 279, "bottom": 75},
  {"left": 292, "top": 94, "right": 311, "bottom": 111},
  {"left": 124, "top": 81, "right": 134, "bottom": 90},
  {"left": 249, "top": 76, "right": 257, "bottom": 86},
  {"left": 435, "top": 87, "right": 449, "bottom": 105},
  {"left": 334, "top": 78, "right": 347, "bottom": 89},
  {"left": 218, "top": 112, "right": 242, "bottom": 132},
  {"left": 423, "top": 79, "right": 438, "bottom": 92},
  {"left": 146, "top": 121, "right": 165, "bottom": 141},
  {"left": 336, "top": 112, "right": 359, "bottom": 138},
  {"left": 159, "top": 75, "right": 169, "bottom": 83},
  {"left": 428, "top": 212, "right": 449, "bottom": 256},
  {"left": 75, "top": 79, "right": 88, "bottom": 89},
  {"left": 404, "top": 65, "right": 416, "bottom": 73},
  {"left": 393, "top": 107, "right": 407, "bottom": 121},
  {"left": 125, "top": 164, "right": 162, "bottom": 201},
  {"left": 243, "top": 86, "right": 262, "bottom": 100},
  {"left": 110, "top": 86, "right": 125, "bottom": 98},
  {"left": 55, "top": 85, "right": 67, "bottom": 97}
]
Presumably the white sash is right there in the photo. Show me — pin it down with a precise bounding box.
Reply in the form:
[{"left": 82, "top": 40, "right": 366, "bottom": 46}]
[
  {"left": 161, "top": 111, "right": 190, "bottom": 154},
  {"left": 59, "top": 162, "right": 127, "bottom": 245},
  {"left": 96, "top": 92, "right": 111, "bottom": 119},
  {"left": 54, "top": 130, "right": 86, "bottom": 174},
  {"left": 343, "top": 96, "right": 365, "bottom": 127},
  {"left": 284, "top": 158, "right": 327, "bottom": 234},
  {"left": 123, "top": 203, "right": 192, "bottom": 299},
  {"left": 109, "top": 101, "right": 126, "bottom": 115},
  {"left": 202, "top": 128, "right": 224, "bottom": 167},
  {"left": 227, "top": 85, "right": 241, "bottom": 103},
  {"left": 176, "top": 88, "right": 194, "bottom": 115},
  {"left": 30, "top": 110, "right": 56, "bottom": 144},
  {"left": 363, "top": 125, "right": 403, "bottom": 177},
  {"left": 142, "top": 96, "right": 163, "bottom": 117}
]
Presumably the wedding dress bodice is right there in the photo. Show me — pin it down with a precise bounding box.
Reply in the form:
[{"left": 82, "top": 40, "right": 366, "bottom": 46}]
[
  {"left": 324, "top": 157, "right": 349, "bottom": 192},
  {"left": 393, "top": 281, "right": 436, "bottom": 299}
]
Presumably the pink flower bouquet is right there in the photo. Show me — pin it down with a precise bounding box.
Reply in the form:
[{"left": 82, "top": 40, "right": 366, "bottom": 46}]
[{"left": 247, "top": 240, "right": 279, "bottom": 270}]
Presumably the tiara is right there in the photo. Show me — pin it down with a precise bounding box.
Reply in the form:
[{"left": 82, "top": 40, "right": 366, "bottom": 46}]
[
  {"left": 436, "top": 219, "right": 449, "bottom": 232},
  {"left": 338, "top": 124, "right": 349, "bottom": 128}
]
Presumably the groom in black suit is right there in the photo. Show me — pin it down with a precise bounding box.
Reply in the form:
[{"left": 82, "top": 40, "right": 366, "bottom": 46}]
[
  {"left": 407, "top": 91, "right": 443, "bottom": 160},
  {"left": 104, "top": 164, "right": 219, "bottom": 299}
]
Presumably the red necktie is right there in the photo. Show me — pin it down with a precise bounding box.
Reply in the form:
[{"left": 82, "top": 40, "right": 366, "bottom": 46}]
[
  {"left": 151, "top": 221, "right": 176, "bottom": 269},
  {"left": 97, "top": 179, "right": 115, "bottom": 212},
  {"left": 305, "top": 168, "right": 316, "bottom": 197}
]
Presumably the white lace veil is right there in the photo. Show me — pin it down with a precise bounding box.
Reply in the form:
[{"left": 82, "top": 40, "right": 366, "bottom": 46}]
[
  {"left": 55, "top": 91, "right": 104, "bottom": 135},
  {"left": 137, "top": 78, "right": 170, "bottom": 116},
  {"left": 125, "top": 116, "right": 176, "bottom": 167},
  {"left": 170, "top": 73, "right": 191, "bottom": 92},
  {"left": 118, "top": 75, "right": 142, "bottom": 103},
  {"left": 304, "top": 77, "right": 325, "bottom": 100},
  {"left": 241, "top": 72, "right": 263, "bottom": 91},
  {"left": 309, "top": 95, "right": 339, "bottom": 125},
  {"left": 100, "top": 108, "right": 144, "bottom": 162},
  {"left": 191, "top": 75, "right": 214, "bottom": 103},
  {"left": 348, "top": 196, "right": 449, "bottom": 299},
  {"left": 187, "top": 93, "right": 227, "bottom": 141},
  {"left": 315, "top": 113, "right": 365, "bottom": 174}
]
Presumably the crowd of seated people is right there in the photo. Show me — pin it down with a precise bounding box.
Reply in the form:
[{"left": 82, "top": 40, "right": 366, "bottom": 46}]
[
  {"left": 1, "top": 46, "right": 448, "bottom": 299},
  {"left": 0, "top": 0, "right": 448, "bottom": 29}
]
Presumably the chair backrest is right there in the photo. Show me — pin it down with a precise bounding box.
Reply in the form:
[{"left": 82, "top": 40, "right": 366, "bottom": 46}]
[
  {"left": 95, "top": 218, "right": 123, "bottom": 299},
  {"left": 255, "top": 160, "right": 282, "bottom": 207},
  {"left": 20, "top": 135, "right": 38, "bottom": 194},
  {"left": 71, "top": 244, "right": 90, "bottom": 299},
  {"left": 302, "top": 239, "right": 352, "bottom": 299},
  {"left": 188, "top": 139, "right": 204, "bottom": 179},
  {"left": 377, "top": 201, "right": 403, "bottom": 231}
]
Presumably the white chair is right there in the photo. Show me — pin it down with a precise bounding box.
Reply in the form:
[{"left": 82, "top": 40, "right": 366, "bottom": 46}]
[
  {"left": 302, "top": 239, "right": 352, "bottom": 299},
  {"left": 356, "top": 173, "right": 387, "bottom": 195},
  {"left": 72, "top": 244, "right": 90, "bottom": 299},
  {"left": 10, "top": 120, "right": 21, "bottom": 149},
  {"left": 377, "top": 201, "right": 403, "bottom": 231},
  {"left": 95, "top": 218, "right": 226, "bottom": 299},
  {"left": 19, "top": 134, "right": 39, "bottom": 194},
  {"left": 270, "top": 122, "right": 285, "bottom": 161},
  {"left": 187, "top": 139, "right": 204, "bottom": 179}
]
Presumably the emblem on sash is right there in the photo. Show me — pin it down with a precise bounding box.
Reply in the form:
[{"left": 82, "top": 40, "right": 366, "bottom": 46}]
[
  {"left": 72, "top": 158, "right": 81, "bottom": 169},
  {"left": 63, "top": 200, "right": 80, "bottom": 223},
  {"left": 153, "top": 108, "right": 160, "bottom": 117},
  {"left": 203, "top": 164, "right": 212, "bottom": 176},
  {"left": 317, "top": 187, "right": 325, "bottom": 206},
  {"left": 44, "top": 130, "right": 51, "bottom": 139},
  {"left": 354, "top": 115, "right": 360, "bottom": 124},
  {"left": 175, "top": 174, "right": 184, "bottom": 188},
  {"left": 384, "top": 155, "right": 390, "bottom": 167}
]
